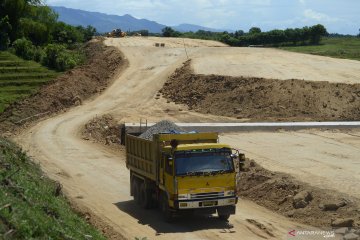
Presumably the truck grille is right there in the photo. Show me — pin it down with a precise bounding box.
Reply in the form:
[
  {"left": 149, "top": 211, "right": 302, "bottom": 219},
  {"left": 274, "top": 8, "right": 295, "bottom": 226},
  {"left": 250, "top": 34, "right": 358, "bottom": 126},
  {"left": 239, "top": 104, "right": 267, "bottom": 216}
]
[{"left": 190, "top": 192, "right": 224, "bottom": 200}]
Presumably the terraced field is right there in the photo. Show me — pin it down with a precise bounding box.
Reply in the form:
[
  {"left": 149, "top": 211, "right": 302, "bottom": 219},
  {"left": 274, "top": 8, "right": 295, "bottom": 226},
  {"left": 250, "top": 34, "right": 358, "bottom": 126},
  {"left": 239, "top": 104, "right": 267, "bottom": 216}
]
[{"left": 0, "top": 51, "right": 58, "bottom": 112}]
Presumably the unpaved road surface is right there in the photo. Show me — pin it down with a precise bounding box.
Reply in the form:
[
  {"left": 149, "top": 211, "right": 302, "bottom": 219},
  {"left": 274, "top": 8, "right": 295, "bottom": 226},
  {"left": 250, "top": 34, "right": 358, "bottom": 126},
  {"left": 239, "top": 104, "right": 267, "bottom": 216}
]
[
  {"left": 15, "top": 37, "right": 360, "bottom": 239},
  {"left": 221, "top": 130, "right": 360, "bottom": 199},
  {"left": 192, "top": 47, "right": 360, "bottom": 84}
]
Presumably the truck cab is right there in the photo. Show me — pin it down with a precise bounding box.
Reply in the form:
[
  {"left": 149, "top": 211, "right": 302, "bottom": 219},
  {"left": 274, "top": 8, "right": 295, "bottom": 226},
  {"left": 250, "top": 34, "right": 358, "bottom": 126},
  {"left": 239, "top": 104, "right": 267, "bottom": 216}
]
[{"left": 160, "top": 143, "right": 238, "bottom": 220}]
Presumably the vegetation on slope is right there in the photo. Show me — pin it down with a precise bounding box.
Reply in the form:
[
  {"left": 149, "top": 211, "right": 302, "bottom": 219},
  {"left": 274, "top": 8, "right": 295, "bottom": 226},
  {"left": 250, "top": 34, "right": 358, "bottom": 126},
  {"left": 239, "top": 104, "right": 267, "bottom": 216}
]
[
  {"left": 160, "top": 26, "right": 360, "bottom": 61},
  {"left": 0, "top": 0, "right": 96, "bottom": 71},
  {"left": 0, "top": 51, "right": 58, "bottom": 113},
  {"left": 161, "top": 24, "right": 328, "bottom": 47},
  {"left": 0, "top": 138, "right": 106, "bottom": 239},
  {"left": 280, "top": 37, "right": 360, "bottom": 61}
]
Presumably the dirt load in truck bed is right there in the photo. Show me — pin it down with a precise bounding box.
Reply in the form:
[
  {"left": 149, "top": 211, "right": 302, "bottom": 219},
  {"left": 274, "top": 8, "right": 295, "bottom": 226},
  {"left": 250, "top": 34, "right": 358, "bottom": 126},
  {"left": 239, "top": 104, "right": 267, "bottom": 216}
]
[{"left": 139, "top": 120, "right": 184, "bottom": 140}]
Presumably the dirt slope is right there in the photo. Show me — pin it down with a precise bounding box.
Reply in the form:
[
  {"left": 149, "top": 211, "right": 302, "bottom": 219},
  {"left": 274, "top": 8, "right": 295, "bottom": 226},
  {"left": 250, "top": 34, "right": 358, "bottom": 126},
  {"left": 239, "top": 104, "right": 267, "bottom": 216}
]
[
  {"left": 160, "top": 60, "right": 360, "bottom": 121},
  {"left": 14, "top": 37, "right": 360, "bottom": 239},
  {"left": 0, "top": 38, "right": 126, "bottom": 135}
]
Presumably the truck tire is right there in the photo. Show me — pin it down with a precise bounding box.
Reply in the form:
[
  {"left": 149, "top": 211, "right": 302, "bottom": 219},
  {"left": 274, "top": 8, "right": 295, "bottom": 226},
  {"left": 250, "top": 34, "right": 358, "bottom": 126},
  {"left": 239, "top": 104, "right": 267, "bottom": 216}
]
[
  {"left": 133, "top": 180, "right": 140, "bottom": 204},
  {"left": 139, "top": 183, "right": 151, "bottom": 209},
  {"left": 218, "top": 214, "right": 230, "bottom": 221},
  {"left": 161, "top": 194, "right": 173, "bottom": 222}
]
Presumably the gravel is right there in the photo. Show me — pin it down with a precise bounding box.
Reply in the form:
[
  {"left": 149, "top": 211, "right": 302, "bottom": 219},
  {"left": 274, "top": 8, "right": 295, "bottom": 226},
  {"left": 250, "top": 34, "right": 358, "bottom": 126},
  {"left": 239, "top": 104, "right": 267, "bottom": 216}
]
[{"left": 139, "top": 120, "right": 185, "bottom": 140}]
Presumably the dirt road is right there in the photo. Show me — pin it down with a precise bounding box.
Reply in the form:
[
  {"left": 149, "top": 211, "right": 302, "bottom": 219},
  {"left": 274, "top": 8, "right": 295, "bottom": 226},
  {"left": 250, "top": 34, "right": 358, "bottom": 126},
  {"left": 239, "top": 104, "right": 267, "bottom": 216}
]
[
  {"left": 15, "top": 37, "right": 359, "bottom": 239},
  {"left": 221, "top": 130, "right": 360, "bottom": 199}
]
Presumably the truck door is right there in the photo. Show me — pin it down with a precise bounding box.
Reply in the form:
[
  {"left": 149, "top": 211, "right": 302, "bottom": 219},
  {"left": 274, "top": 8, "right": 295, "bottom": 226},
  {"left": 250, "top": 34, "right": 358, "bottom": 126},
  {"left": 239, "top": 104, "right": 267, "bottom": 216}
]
[
  {"left": 159, "top": 154, "right": 165, "bottom": 185},
  {"left": 164, "top": 156, "right": 174, "bottom": 194}
]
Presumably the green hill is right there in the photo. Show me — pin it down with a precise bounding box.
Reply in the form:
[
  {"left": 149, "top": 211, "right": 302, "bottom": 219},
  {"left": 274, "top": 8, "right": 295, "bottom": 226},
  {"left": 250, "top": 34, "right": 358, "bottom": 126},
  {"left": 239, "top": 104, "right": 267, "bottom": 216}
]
[
  {"left": 0, "top": 138, "right": 106, "bottom": 239},
  {"left": 280, "top": 37, "right": 360, "bottom": 61},
  {"left": 0, "top": 51, "right": 58, "bottom": 113}
]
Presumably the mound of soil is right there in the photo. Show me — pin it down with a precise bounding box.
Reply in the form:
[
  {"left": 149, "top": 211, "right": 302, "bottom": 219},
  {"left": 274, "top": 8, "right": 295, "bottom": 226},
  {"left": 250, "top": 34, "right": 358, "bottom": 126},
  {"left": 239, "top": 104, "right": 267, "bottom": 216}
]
[
  {"left": 0, "top": 38, "right": 127, "bottom": 135},
  {"left": 82, "top": 114, "right": 121, "bottom": 147},
  {"left": 238, "top": 159, "right": 360, "bottom": 228},
  {"left": 160, "top": 60, "right": 360, "bottom": 121}
]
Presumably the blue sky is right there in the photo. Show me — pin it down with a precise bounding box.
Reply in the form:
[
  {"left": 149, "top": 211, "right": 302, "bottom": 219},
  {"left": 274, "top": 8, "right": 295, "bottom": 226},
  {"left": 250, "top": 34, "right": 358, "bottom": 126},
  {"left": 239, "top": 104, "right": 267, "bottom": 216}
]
[{"left": 45, "top": 0, "right": 360, "bottom": 34}]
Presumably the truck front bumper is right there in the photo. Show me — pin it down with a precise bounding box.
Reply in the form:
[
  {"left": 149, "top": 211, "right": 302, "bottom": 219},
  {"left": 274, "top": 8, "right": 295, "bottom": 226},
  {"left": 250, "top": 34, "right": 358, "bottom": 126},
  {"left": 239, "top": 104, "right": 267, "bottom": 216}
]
[{"left": 174, "top": 197, "right": 237, "bottom": 210}]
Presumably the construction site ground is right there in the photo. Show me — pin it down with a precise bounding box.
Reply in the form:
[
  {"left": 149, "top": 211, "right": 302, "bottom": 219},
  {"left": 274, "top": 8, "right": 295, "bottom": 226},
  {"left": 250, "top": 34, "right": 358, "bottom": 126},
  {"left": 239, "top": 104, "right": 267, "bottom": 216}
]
[{"left": 13, "top": 37, "right": 360, "bottom": 239}]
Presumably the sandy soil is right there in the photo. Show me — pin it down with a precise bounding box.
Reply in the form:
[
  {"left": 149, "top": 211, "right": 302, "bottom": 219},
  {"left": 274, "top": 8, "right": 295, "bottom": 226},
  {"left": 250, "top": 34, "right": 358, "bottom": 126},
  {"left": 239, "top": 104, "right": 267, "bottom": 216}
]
[
  {"left": 221, "top": 129, "right": 360, "bottom": 200},
  {"left": 191, "top": 47, "right": 360, "bottom": 84},
  {"left": 160, "top": 60, "right": 360, "bottom": 121},
  {"left": 14, "top": 37, "right": 360, "bottom": 239}
]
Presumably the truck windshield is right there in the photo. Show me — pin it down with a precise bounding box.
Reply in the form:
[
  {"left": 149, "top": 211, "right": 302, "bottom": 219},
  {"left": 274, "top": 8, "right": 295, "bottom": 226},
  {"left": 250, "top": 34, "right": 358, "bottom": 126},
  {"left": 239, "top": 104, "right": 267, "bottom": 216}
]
[{"left": 175, "top": 148, "right": 234, "bottom": 176}]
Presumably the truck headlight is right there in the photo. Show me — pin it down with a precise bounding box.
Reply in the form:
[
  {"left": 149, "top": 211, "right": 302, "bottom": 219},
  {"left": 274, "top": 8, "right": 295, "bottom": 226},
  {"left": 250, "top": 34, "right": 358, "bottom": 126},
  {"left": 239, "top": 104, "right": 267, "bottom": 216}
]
[
  {"left": 224, "top": 190, "right": 235, "bottom": 196},
  {"left": 177, "top": 194, "right": 189, "bottom": 200}
]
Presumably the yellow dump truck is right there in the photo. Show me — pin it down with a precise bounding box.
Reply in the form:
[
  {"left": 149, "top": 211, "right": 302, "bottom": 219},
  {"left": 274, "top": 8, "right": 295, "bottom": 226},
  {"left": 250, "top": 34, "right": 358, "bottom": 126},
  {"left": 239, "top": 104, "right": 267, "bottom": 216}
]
[{"left": 125, "top": 130, "right": 245, "bottom": 221}]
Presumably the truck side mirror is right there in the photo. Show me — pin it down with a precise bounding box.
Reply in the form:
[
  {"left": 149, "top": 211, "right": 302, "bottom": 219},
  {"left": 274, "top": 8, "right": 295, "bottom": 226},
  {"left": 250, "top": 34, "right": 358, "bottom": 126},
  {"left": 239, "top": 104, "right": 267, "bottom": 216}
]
[{"left": 238, "top": 153, "right": 245, "bottom": 171}]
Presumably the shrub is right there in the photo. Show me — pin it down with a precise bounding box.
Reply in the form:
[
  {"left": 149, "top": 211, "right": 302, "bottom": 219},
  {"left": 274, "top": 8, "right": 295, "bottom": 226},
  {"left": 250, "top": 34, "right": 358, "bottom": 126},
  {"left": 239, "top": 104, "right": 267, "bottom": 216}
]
[
  {"left": 55, "top": 52, "right": 78, "bottom": 71},
  {"left": 42, "top": 44, "right": 82, "bottom": 71},
  {"left": 12, "top": 38, "right": 35, "bottom": 60},
  {"left": 33, "top": 46, "right": 45, "bottom": 62},
  {"left": 42, "top": 44, "right": 66, "bottom": 70}
]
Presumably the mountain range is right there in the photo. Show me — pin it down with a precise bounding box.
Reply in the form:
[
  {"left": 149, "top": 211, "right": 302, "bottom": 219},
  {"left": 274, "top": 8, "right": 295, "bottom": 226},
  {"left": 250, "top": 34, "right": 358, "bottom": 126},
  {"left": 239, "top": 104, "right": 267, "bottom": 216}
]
[{"left": 51, "top": 6, "right": 226, "bottom": 34}]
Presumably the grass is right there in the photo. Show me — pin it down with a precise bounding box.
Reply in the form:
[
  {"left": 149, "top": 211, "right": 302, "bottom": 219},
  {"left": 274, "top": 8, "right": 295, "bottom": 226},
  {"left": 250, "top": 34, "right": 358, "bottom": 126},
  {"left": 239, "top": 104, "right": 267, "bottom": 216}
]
[
  {"left": 0, "top": 51, "right": 58, "bottom": 113},
  {"left": 280, "top": 37, "right": 360, "bottom": 61},
  {"left": 0, "top": 138, "right": 106, "bottom": 239}
]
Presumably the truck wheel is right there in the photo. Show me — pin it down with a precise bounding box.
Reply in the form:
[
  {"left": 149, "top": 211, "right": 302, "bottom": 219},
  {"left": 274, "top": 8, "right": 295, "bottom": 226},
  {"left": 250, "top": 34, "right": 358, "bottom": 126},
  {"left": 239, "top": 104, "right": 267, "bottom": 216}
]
[
  {"left": 130, "top": 177, "right": 135, "bottom": 196},
  {"left": 133, "top": 180, "right": 140, "bottom": 204},
  {"left": 218, "top": 214, "right": 230, "bottom": 221},
  {"left": 161, "top": 194, "right": 173, "bottom": 222},
  {"left": 139, "top": 183, "right": 150, "bottom": 209}
]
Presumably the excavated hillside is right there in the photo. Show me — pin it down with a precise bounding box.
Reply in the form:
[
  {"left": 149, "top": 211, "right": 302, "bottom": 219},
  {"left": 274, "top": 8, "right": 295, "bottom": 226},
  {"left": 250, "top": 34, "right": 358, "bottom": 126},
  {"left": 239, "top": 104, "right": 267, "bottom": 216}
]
[
  {"left": 160, "top": 60, "right": 360, "bottom": 122},
  {"left": 0, "top": 38, "right": 127, "bottom": 135}
]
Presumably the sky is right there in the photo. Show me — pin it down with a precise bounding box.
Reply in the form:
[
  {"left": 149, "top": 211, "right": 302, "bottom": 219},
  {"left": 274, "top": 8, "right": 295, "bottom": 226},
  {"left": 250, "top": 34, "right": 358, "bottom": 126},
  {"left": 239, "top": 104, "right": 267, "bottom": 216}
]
[{"left": 45, "top": 0, "right": 360, "bottom": 35}]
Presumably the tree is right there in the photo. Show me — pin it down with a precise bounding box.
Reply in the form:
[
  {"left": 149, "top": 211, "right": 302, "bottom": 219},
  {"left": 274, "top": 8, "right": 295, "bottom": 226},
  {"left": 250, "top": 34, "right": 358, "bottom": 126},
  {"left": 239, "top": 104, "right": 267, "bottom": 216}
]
[
  {"left": 162, "top": 27, "right": 180, "bottom": 37},
  {"left": 52, "top": 22, "right": 84, "bottom": 44},
  {"left": 309, "top": 24, "right": 327, "bottom": 44},
  {"left": 76, "top": 25, "right": 97, "bottom": 41},
  {"left": 249, "top": 27, "right": 261, "bottom": 35},
  {"left": 139, "top": 29, "right": 149, "bottom": 36},
  {"left": 0, "top": 15, "right": 12, "bottom": 50},
  {"left": 300, "top": 26, "right": 311, "bottom": 44},
  {"left": 285, "top": 28, "right": 298, "bottom": 45},
  {"left": 0, "top": 0, "right": 42, "bottom": 41},
  {"left": 20, "top": 18, "right": 49, "bottom": 45},
  {"left": 234, "top": 30, "right": 245, "bottom": 38}
]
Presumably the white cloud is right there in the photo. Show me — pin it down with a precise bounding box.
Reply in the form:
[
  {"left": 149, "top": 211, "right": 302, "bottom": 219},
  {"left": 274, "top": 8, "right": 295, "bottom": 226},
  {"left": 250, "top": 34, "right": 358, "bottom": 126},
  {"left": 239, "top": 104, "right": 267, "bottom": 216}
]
[
  {"left": 303, "top": 9, "right": 338, "bottom": 22},
  {"left": 299, "top": 0, "right": 305, "bottom": 4}
]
